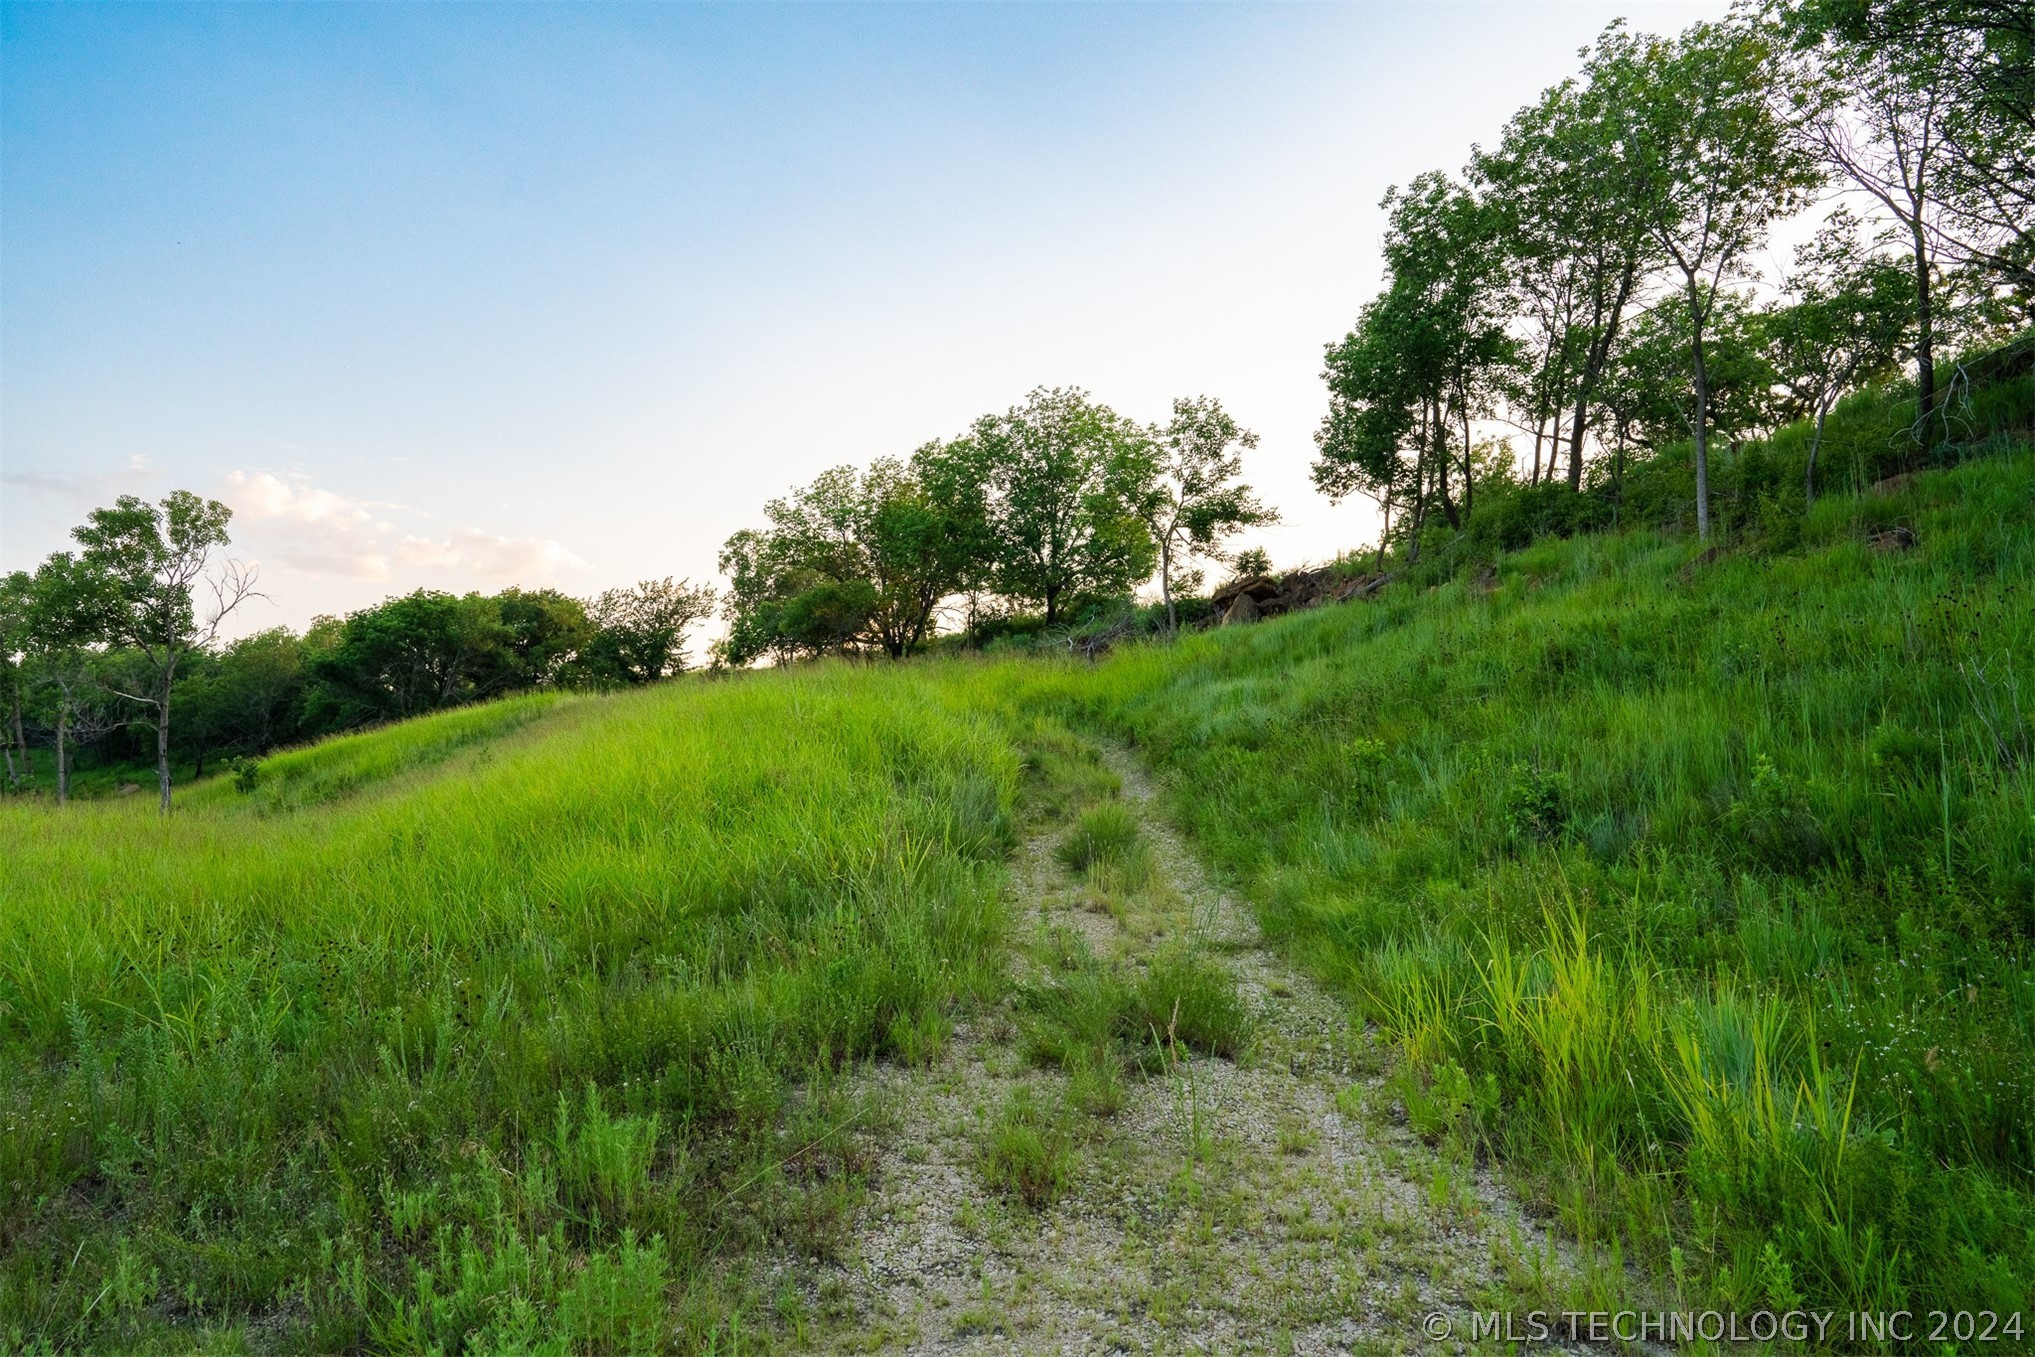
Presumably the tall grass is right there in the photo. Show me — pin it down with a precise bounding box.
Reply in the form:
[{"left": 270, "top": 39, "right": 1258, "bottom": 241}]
[
  {"left": 997, "top": 449, "right": 2035, "bottom": 1326},
  {"left": 0, "top": 666, "right": 1018, "bottom": 1351}
]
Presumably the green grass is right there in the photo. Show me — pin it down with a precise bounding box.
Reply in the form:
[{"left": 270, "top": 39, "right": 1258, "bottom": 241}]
[
  {"left": 976, "top": 1089, "right": 1076, "bottom": 1210},
  {"left": 0, "top": 666, "right": 1019, "bottom": 1352},
  {"left": 207, "top": 691, "right": 569, "bottom": 812},
  {"left": 996, "top": 448, "right": 2035, "bottom": 1325},
  {"left": 7, "top": 435, "right": 2029, "bottom": 1349}
]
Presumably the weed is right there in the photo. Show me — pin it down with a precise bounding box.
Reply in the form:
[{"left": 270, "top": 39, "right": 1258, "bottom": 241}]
[
  {"left": 1056, "top": 800, "right": 1141, "bottom": 874},
  {"left": 977, "top": 1090, "right": 1075, "bottom": 1209},
  {"left": 1133, "top": 946, "right": 1251, "bottom": 1061}
]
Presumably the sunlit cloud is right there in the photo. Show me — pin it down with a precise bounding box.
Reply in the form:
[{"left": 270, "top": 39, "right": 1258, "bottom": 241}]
[{"left": 222, "top": 470, "right": 586, "bottom": 587}]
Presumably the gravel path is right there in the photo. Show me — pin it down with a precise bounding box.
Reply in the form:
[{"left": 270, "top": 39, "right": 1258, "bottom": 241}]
[{"left": 802, "top": 737, "right": 1599, "bottom": 1354}]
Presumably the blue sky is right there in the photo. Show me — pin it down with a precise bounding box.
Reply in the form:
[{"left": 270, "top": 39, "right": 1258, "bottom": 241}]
[{"left": 2, "top": 1, "right": 1726, "bottom": 632}]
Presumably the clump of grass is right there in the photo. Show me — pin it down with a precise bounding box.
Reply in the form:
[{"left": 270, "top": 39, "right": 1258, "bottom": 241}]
[
  {"left": 1056, "top": 800, "right": 1140, "bottom": 873},
  {"left": 977, "top": 1090, "right": 1075, "bottom": 1208},
  {"left": 1134, "top": 945, "right": 1252, "bottom": 1060}
]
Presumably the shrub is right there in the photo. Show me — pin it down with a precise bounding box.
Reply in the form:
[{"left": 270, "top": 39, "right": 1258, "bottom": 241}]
[{"left": 1503, "top": 761, "right": 1569, "bottom": 844}]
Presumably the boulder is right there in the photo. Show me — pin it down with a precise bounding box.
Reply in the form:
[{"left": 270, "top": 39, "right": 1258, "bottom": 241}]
[{"left": 1868, "top": 525, "right": 1917, "bottom": 553}]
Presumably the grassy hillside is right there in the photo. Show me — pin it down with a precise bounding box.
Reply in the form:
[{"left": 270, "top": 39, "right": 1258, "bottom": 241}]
[
  {"left": 1009, "top": 448, "right": 2035, "bottom": 1317},
  {"left": 5, "top": 444, "right": 2029, "bottom": 1350},
  {"left": 0, "top": 671, "right": 1017, "bottom": 1352}
]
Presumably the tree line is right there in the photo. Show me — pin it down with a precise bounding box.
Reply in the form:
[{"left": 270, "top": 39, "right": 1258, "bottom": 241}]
[
  {"left": 1, "top": 492, "right": 716, "bottom": 808},
  {"left": 1313, "top": 0, "right": 2031, "bottom": 552}
]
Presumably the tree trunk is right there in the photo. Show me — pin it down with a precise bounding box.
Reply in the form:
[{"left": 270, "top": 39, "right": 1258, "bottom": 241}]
[
  {"left": 1460, "top": 400, "right": 1474, "bottom": 522},
  {"left": 1806, "top": 403, "right": 1830, "bottom": 507},
  {"left": 1407, "top": 445, "right": 1429, "bottom": 566},
  {"left": 1431, "top": 400, "right": 1461, "bottom": 530},
  {"left": 1044, "top": 584, "right": 1059, "bottom": 628},
  {"left": 1911, "top": 220, "right": 1936, "bottom": 450},
  {"left": 11, "top": 686, "right": 29, "bottom": 779},
  {"left": 1373, "top": 494, "right": 1392, "bottom": 573},
  {"left": 1613, "top": 417, "right": 1628, "bottom": 526},
  {"left": 1567, "top": 256, "right": 1638, "bottom": 491},
  {"left": 155, "top": 692, "right": 174, "bottom": 814},
  {"left": 1690, "top": 298, "right": 1713, "bottom": 544},
  {"left": 1160, "top": 537, "right": 1177, "bottom": 632},
  {"left": 55, "top": 708, "right": 69, "bottom": 806}
]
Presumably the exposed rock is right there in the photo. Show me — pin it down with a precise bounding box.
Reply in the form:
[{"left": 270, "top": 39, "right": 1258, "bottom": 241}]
[
  {"left": 115, "top": 783, "right": 141, "bottom": 796},
  {"left": 1209, "top": 568, "right": 1390, "bottom": 626},
  {"left": 1870, "top": 471, "right": 1919, "bottom": 497},
  {"left": 1868, "top": 525, "right": 1918, "bottom": 553}
]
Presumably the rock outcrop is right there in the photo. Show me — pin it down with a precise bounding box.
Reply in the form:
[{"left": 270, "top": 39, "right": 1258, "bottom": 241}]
[{"left": 1210, "top": 567, "right": 1391, "bottom": 626}]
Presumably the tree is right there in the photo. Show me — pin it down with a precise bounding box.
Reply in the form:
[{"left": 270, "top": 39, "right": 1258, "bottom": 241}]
[
  {"left": 1477, "top": 25, "right": 1661, "bottom": 492},
  {"left": 1315, "top": 175, "right": 1512, "bottom": 564},
  {"left": 484, "top": 588, "right": 593, "bottom": 694},
  {"left": 1787, "top": 0, "right": 2035, "bottom": 323},
  {"left": 4, "top": 555, "right": 120, "bottom": 803},
  {"left": 1762, "top": 211, "right": 1915, "bottom": 502},
  {"left": 1786, "top": 5, "right": 1958, "bottom": 439},
  {"left": 1610, "top": 295, "right": 1780, "bottom": 454},
  {"left": 574, "top": 578, "right": 716, "bottom": 685},
  {"left": 1142, "top": 397, "right": 1278, "bottom": 630},
  {"left": 0, "top": 578, "right": 30, "bottom": 787},
  {"left": 1610, "top": 17, "right": 1822, "bottom": 540},
  {"left": 716, "top": 456, "right": 974, "bottom": 665},
  {"left": 1315, "top": 293, "right": 1427, "bottom": 567},
  {"left": 303, "top": 590, "right": 510, "bottom": 728},
  {"left": 72, "top": 491, "right": 257, "bottom": 811},
  {"left": 972, "top": 387, "right": 1158, "bottom": 627}
]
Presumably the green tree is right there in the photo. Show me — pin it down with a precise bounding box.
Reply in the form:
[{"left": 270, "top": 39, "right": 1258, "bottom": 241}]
[
  {"left": 971, "top": 387, "right": 1158, "bottom": 627},
  {"left": 1611, "top": 17, "right": 1822, "bottom": 541},
  {"left": 574, "top": 578, "right": 716, "bottom": 685},
  {"left": 303, "top": 590, "right": 508, "bottom": 728},
  {"left": 1143, "top": 397, "right": 1277, "bottom": 630},
  {"left": 1787, "top": 0, "right": 2034, "bottom": 325},
  {"left": 72, "top": 491, "right": 257, "bottom": 811},
  {"left": 1762, "top": 211, "right": 1915, "bottom": 502},
  {"left": 0, "top": 577, "right": 30, "bottom": 787},
  {"left": 1477, "top": 24, "right": 1661, "bottom": 491},
  {"left": 1314, "top": 293, "right": 1425, "bottom": 568},
  {"left": 1315, "top": 175, "right": 1512, "bottom": 563},
  {"left": 717, "top": 457, "right": 970, "bottom": 665},
  {"left": 5, "top": 554, "right": 120, "bottom": 803},
  {"left": 484, "top": 588, "right": 593, "bottom": 694}
]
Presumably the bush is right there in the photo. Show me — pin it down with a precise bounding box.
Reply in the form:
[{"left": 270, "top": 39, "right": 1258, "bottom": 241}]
[{"left": 1503, "top": 761, "right": 1569, "bottom": 844}]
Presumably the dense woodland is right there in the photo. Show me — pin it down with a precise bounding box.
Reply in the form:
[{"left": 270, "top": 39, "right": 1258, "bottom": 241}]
[{"left": 3, "top": 0, "right": 2031, "bottom": 811}]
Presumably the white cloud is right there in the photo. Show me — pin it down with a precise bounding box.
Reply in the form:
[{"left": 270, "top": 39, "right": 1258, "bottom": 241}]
[{"left": 222, "top": 470, "right": 585, "bottom": 587}]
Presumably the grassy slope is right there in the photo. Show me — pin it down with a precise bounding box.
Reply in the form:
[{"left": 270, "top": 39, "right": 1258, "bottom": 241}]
[
  {"left": 4, "top": 444, "right": 2028, "bottom": 1349},
  {"left": 0, "top": 670, "right": 1017, "bottom": 1352},
  {"left": 1003, "top": 450, "right": 2035, "bottom": 1318}
]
